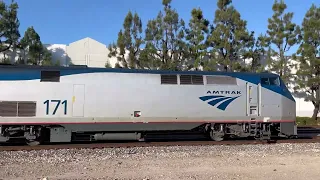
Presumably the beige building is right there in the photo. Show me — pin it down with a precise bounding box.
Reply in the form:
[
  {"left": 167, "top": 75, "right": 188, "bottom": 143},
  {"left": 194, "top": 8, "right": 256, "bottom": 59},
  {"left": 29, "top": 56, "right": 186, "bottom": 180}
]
[
  {"left": 44, "top": 37, "right": 118, "bottom": 67},
  {"left": 0, "top": 37, "right": 318, "bottom": 118},
  {"left": 0, "top": 37, "right": 118, "bottom": 67}
]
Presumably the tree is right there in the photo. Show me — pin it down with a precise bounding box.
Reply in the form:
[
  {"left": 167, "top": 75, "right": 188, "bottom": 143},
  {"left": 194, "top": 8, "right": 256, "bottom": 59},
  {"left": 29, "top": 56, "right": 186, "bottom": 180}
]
[
  {"left": 184, "top": 7, "right": 210, "bottom": 70},
  {"left": 207, "top": 0, "right": 253, "bottom": 72},
  {"left": 293, "top": 4, "right": 320, "bottom": 120},
  {"left": 20, "top": 26, "right": 51, "bottom": 65},
  {"left": 105, "top": 60, "right": 112, "bottom": 68},
  {"left": 265, "top": 0, "right": 300, "bottom": 85},
  {"left": 40, "top": 46, "right": 53, "bottom": 65},
  {"left": 143, "top": 0, "right": 187, "bottom": 70},
  {"left": 242, "top": 34, "right": 270, "bottom": 72},
  {"left": 20, "top": 26, "right": 42, "bottom": 64},
  {"left": 0, "top": 0, "right": 20, "bottom": 53},
  {"left": 108, "top": 11, "right": 143, "bottom": 69}
]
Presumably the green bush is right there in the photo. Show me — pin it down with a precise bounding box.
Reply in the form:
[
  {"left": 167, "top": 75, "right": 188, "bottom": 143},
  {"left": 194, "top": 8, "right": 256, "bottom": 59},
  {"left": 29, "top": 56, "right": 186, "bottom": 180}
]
[{"left": 296, "top": 116, "right": 319, "bottom": 126}]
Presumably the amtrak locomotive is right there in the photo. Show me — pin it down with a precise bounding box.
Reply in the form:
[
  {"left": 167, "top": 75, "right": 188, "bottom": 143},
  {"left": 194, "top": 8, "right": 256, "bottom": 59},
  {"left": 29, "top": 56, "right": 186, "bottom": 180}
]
[{"left": 0, "top": 65, "right": 297, "bottom": 145}]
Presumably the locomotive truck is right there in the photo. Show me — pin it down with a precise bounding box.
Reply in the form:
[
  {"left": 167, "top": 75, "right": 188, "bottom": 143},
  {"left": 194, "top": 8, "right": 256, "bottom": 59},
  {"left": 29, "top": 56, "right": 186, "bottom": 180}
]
[{"left": 0, "top": 65, "right": 297, "bottom": 145}]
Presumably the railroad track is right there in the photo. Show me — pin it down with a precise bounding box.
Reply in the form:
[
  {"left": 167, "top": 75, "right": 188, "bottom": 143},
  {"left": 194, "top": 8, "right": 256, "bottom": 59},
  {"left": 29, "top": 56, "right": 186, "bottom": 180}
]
[
  {"left": 0, "top": 126, "right": 318, "bottom": 152},
  {"left": 1, "top": 137, "right": 320, "bottom": 152},
  {"left": 0, "top": 127, "right": 320, "bottom": 152},
  {"left": 297, "top": 126, "right": 320, "bottom": 138}
]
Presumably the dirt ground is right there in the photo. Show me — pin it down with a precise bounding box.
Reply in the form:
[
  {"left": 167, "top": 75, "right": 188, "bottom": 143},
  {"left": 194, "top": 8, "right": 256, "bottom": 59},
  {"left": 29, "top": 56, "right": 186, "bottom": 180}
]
[
  {"left": 43, "top": 154, "right": 320, "bottom": 180},
  {"left": 1, "top": 144, "right": 320, "bottom": 180},
  {"left": 45, "top": 155, "right": 320, "bottom": 180}
]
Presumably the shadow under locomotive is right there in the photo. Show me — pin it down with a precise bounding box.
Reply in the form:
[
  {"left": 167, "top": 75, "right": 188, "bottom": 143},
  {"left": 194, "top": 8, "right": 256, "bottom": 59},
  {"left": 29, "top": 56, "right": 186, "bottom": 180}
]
[{"left": 1, "top": 128, "right": 318, "bottom": 147}]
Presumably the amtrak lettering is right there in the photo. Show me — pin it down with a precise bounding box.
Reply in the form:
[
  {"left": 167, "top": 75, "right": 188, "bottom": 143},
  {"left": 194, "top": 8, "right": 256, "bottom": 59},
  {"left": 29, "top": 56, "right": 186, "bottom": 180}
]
[
  {"left": 206, "top": 90, "right": 241, "bottom": 95},
  {"left": 199, "top": 90, "right": 241, "bottom": 111}
]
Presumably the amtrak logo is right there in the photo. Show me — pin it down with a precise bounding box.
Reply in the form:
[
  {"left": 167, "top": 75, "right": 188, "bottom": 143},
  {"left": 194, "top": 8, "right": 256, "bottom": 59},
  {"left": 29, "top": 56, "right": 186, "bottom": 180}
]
[{"left": 199, "top": 90, "right": 241, "bottom": 111}]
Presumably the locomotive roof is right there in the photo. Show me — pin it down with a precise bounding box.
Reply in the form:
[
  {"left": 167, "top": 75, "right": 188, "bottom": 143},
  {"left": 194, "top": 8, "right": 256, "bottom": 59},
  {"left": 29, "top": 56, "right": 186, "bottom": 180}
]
[
  {"left": 0, "top": 64, "right": 279, "bottom": 77},
  {"left": 0, "top": 64, "right": 294, "bottom": 101}
]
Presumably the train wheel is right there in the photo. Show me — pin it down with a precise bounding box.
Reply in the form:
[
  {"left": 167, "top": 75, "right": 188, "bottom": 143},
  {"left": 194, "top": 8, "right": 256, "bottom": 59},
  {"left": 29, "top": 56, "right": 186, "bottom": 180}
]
[
  {"left": 25, "top": 126, "right": 45, "bottom": 146},
  {"left": 209, "top": 129, "right": 225, "bottom": 141},
  {"left": 26, "top": 140, "right": 41, "bottom": 146}
]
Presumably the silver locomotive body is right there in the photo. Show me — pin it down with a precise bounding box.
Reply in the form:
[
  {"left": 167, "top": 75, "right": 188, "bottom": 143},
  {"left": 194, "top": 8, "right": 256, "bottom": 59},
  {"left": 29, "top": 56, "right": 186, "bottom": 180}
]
[{"left": 0, "top": 65, "right": 297, "bottom": 144}]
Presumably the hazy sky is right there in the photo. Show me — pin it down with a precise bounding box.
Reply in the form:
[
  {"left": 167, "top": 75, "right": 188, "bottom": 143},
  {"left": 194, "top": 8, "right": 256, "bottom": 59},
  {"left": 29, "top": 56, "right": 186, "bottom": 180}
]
[{"left": 5, "top": 0, "right": 319, "bottom": 54}]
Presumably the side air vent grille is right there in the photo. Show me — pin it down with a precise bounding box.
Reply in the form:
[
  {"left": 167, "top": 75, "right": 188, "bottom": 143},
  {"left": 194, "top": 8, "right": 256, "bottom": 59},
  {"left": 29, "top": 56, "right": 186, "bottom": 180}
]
[
  {"left": 161, "top": 75, "right": 178, "bottom": 84},
  {"left": 41, "top": 71, "right": 60, "bottom": 82},
  {"left": 180, "top": 75, "right": 204, "bottom": 85},
  {"left": 206, "top": 75, "right": 237, "bottom": 85},
  {"left": 0, "top": 101, "right": 18, "bottom": 117},
  {"left": 0, "top": 101, "right": 36, "bottom": 117},
  {"left": 18, "top": 102, "right": 37, "bottom": 117}
]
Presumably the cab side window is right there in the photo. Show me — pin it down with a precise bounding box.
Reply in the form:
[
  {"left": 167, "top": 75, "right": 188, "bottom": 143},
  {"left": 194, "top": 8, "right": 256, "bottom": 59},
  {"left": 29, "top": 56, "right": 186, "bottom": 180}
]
[
  {"left": 261, "top": 78, "right": 269, "bottom": 85},
  {"left": 269, "top": 77, "right": 280, "bottom": 85},
  {"left": 261, "top": 77, "right": 280, "bottom": 86}
]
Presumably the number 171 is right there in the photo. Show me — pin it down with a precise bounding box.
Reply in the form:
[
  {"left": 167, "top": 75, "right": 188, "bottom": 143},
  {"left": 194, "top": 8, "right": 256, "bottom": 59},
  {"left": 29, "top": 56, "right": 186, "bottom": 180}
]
[{"left": 44, "top": 100, "right": 67, "bottom": 115}]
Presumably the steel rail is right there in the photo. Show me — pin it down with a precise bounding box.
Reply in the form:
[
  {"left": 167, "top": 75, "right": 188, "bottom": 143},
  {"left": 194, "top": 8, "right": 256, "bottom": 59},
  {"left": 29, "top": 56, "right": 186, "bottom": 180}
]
[
  {"left": 0, "top": 137, "right": 320, "bottom": 152},
  {"left": 0, "top": 127, "right": 318, "bottom": 152}
]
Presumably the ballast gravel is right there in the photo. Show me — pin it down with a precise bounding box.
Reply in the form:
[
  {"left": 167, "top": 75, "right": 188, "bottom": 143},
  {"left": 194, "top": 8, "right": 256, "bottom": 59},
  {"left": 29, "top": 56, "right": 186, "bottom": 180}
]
[{"left": 1, "top": 143, "right": 320, "bottom": 180}]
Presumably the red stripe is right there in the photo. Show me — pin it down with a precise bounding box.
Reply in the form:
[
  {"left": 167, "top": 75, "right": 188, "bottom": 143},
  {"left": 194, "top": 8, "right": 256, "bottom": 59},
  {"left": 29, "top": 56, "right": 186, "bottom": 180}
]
[{"left": 0, "top": 120, "right": 296, "bottom": 125}]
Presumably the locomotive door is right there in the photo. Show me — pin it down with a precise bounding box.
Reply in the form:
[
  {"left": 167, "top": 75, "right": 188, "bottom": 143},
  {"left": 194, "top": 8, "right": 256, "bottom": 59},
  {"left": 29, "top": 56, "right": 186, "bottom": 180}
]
[
  {"left": 72, "top": 84, "right": 85, "bottom": 117},
  {"left": 246, "top": 82, "right": 260, "bottom": 117}
]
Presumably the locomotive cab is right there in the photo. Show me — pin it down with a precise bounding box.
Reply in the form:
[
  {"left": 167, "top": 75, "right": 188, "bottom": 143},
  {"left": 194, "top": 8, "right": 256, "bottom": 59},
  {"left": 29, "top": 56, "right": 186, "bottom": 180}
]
[{"left": 259, "top": 74, "right": 297, "bottom": 138}]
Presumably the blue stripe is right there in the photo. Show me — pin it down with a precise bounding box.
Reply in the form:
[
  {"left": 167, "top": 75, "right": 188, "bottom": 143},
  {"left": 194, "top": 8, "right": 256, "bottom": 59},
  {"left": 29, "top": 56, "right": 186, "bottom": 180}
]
[
  {"left": 0, "top": 66, "right": 295, "bottom": 102},
  {"left": 216, "top": 96, "right": 240, "bottom": 110},
  {"left": 199, "top": 95, "right": 225, "bottom": 101},
  {"left": 0, "top": 66, "right": 269, "bottom": 84},
  {"left": 207, "top": 97, "right": 232, "bottom": 107}
]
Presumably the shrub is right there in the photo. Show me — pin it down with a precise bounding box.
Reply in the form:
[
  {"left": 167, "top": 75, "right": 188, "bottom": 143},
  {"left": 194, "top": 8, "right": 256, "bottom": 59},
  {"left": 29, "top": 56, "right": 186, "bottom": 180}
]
[{"left": 296, "top": 116, "right": 319, "bottom": 126}]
